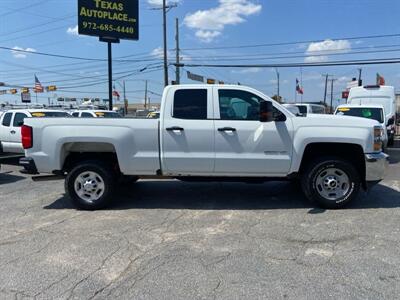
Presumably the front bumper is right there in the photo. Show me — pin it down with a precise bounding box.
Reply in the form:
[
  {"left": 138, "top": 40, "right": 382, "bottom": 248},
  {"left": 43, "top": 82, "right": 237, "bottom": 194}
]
[{"left": 365, "top": 152, "right": 389, "bottom": 185}]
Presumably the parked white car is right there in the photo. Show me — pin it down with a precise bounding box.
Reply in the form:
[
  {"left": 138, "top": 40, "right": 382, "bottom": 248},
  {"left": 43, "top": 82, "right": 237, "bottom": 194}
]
[
  {"left": 0, "top": 109, "right": 70, "bottom": 154},
  {"left": 334, "top": 104, "right": 388, "bottom": 149},
  {"left": 21, "top": 85, "right": 388, "bottom": 210},
  {"left": 71, "top": 110, "right": 122, "bottom": 118},
  {"left": 347, "top": 85, "right": 397, "bottom": 145},
  {"left": 293, "top": 103, "right": 326, "bottom": 115}
]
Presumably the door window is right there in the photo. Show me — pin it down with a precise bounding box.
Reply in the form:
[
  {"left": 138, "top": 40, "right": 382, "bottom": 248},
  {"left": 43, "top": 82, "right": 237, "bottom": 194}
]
[
  {"left": 13, "top": 113, "right": 28, "bottom": 127},
  {"left": 218, "top": 89, "right": 262, "bottom": 121},
  {"left": 2, "top": 113, "right": 12, "bottom": 127},
  {"left": 81, "top": 112, "right": 94, "bottom": 117},
  {"left": 173, "top": 89, "right": 207, "bottom": 120},
  {"left": 72, "top": 112, "right": 80, "bottom": 117}
]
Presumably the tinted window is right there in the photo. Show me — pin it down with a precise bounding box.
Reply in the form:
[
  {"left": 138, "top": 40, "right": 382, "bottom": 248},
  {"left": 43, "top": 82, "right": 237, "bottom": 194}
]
[
  {"left": 336, "top": 107, "right": 384, "bottom": 123},
  {"left": 30, "top": 112, "right": 71, "bottom": 118},
  {"left": 13, "top": 113, "right": 28, "bottom": 127},
  {"left": 218, "top": 89, "right": 262, "bottom": 121},
  {"left": 72, "top": 112, "right": 80, "bottom": 117},
  {"left": 311, "top": 106, "right": 325, "bottom": 114},
  {"left": 82, "top": 112, "right": 94, "bottom": 118},
  {"left": 2, "top": 113, "right": 12, "bottom": 127},
  {"left": 296, "top": 105, "right": 307, "bottom": 114},
  {"left": 173, "top": 89, "right": 207, "bottom": 120}
]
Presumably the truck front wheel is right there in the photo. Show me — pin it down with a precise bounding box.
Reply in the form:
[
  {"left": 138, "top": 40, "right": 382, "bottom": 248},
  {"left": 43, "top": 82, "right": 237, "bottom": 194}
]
[
  {"left": 301, "top": 157, "right": 360, "bottom": 209},
  {"left": 65, "top": 161, "right": 115, "bottom": 210}
]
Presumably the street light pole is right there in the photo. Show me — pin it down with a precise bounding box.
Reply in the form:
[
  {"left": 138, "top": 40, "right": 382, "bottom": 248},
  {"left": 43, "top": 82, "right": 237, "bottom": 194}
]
[
  {"left": 275, "top": 68, "right": 280, "bottom": 102},
  {"left": 162, "top": 0, "right": 168, "bottom": 87}
]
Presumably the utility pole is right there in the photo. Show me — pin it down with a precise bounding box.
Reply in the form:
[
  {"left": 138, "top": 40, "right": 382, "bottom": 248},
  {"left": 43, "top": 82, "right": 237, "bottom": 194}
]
[
  {"left": 123, "top": 80, "right": 126, "bottom": 115},
  {"left": 329, "top": 78, "right": 337, "bottom": 114},
  {"left": 175, "top": 18, "right": 180, "bottom": 85},
  {"left": 322, "top": 74, "right": 333, "bottom": 105},
  {"left": 358, "top": 68, "right": 362, "bottom": 86},
  {"left": 144, "top": 80, "right": 148, "bottom": 110},
  {"left": 275, "top": 68, "right": 280, "bottom": 102},
  {"left": 162, "top": 0, "right": 168, "bottom": 87}
]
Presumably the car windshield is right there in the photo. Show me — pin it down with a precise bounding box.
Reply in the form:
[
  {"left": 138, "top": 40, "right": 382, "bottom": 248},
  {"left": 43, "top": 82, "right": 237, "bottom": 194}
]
[
  {"left": 336, "top": 107, "right": 384, "bottom": 123},
  {"left": 94, "top": 112, "right": 121, "bottom": 118},
  {"left": 32, "top": 111, "right": 71, "bottom": 117}
]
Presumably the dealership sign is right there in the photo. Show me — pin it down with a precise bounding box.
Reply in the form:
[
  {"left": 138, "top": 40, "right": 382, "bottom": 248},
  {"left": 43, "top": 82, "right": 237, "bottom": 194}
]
[{"left": 78, "top": 0, "right": 139, "bottom": 40}]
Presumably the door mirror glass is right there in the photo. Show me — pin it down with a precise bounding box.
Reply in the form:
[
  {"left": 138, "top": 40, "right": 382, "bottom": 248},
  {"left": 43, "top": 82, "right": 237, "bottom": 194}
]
[
  {"left": 260, "top": 101, "right": 274, "bottom": 122},
  {"left": 387, "top": 118, "right": 395, "bottom": 126}
]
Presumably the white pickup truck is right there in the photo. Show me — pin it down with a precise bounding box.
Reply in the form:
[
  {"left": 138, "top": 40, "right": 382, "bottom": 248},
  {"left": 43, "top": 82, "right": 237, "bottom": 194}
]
[{"left": 21, "top": 85, "right": 389, "bottom": 210}]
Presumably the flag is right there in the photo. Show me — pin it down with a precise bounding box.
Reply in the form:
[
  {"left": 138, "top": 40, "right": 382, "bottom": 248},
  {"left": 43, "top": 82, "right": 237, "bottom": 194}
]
[
  {"left": 376, "top": 73, "right": 385, "bottom": 86},
  {"left": 34, "top": 75, "right": 44, "bottom": 93},
  {"left": 112, "top": 85, "right": 120, "bottom": 100},
  {"left": 296, "top": 78, "right": 304, "bottom": 94}
]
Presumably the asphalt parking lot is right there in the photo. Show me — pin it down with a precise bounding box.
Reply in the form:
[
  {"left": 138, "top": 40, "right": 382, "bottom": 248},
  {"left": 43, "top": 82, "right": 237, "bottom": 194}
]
[{"left": 0, "top": 145, "right": 400, "bottom": 299}]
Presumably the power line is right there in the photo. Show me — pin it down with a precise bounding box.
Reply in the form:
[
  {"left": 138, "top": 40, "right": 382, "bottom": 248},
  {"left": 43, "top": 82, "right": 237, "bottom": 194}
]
[
  {"left": 179, "top": 57, "right": 400, "bottom": 68},
  {"left": 180, "top": 33, "right": 400, "bottom": 51}
]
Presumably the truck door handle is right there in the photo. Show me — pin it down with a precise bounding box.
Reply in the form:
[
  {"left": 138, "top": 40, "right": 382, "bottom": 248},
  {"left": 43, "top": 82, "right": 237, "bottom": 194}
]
[
  {"left": 218, "top": 127, "right": 236, "bottom": 132},
  {"left": 10, "top": 130, "right": 16, "bottom": 134},
  {"left": 166, "top": 126, "right": 184, "bottom": 131}
]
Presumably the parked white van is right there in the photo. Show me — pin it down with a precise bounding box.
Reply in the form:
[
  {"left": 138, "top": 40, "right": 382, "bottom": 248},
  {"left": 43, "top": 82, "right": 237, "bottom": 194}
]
[{"left": 347, "top": 85, "right": 397, "bottom": 145}]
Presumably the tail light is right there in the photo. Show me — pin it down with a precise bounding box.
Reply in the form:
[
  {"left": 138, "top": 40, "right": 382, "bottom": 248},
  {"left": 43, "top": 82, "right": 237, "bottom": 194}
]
[{"left": 21, "top": 125, "right": 33, "bottom": 149}]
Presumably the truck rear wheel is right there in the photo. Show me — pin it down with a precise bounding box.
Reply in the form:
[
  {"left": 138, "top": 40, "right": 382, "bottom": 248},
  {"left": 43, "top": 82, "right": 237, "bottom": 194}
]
[
  {"left": 65, "top": 161, "right": 115, "bottom": 210},
  {"left": 301, "top": 157, "right": 360, "bottom": 209}
]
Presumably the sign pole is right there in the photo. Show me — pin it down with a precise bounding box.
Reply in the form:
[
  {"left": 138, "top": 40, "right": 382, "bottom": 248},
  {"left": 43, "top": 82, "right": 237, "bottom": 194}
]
[{"left": 108, "top": 41, "right": 113, "bottom": 111}]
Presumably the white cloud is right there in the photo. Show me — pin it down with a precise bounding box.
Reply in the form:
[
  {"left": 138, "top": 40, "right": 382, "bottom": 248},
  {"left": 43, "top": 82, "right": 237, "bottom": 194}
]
[
  {"left": 232, "top": 67, "right": 262, "bottom": 74},
  {"left": 147, "top": 0, "right": 180, "bottom": 7},
  {"left": 11, "top": 46, "right": 36, "bottom": 59},
  {"left": 151, "top": 46, "right": 191, "bottom": 61},
  {"left": 67, "top": 25, "right": 79, "bottom": 36},
  {"left": 184, "top": 0, "right": 262, "bottom": 42},
  {"left": 304, "top": 39, "right": 351, "bottom": 63}
]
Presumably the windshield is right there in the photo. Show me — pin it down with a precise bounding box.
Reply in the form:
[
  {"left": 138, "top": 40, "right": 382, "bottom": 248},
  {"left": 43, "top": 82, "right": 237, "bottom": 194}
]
[
  {"left": 32, "top": 111, "right": 71, "bottom": 117},
  {"left": 94, "top": 112, "right": 121, "bottom": 118},
  {"left": 335, "top": 107, "right": 384, "bottom": 123},
  {"left": 349, "top": 96, "right": 391, "bottom": 115}
]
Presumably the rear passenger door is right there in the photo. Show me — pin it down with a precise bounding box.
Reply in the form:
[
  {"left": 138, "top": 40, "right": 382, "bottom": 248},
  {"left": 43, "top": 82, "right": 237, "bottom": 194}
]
[
  {"left": 161, "top": 87, "right": 215, "bottom": 175},
  {"left": 0, "top": 112, "right": 13, "bottom": 152}
]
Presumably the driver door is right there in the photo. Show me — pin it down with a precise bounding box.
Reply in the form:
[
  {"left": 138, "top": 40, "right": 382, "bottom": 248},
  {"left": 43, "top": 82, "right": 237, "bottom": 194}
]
[{"left": 213, "top": 88, "right": 293, "bottom": 176}]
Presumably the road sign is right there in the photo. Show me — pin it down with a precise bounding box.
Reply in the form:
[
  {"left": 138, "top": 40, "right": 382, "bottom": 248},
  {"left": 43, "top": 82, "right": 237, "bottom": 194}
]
[
  {"left": 78, "top": 0, "right": 139, "bottom": 40},
  {"left": 21, "top": 93, "right": 31, "bottom": 103},
  {"left": 21, "top": 87, "right": 29, "bottom": 93}
]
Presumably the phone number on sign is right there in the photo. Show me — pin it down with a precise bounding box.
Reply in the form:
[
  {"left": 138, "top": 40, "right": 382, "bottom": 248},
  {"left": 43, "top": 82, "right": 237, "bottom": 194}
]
[{"left": 82, "top": 22, "right": 135, "bottom": 34}]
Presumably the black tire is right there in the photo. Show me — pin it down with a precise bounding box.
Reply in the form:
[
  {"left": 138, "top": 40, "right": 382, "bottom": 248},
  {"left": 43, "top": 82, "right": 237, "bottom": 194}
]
[
  {"left": 387, "top": 136, "right": 394, "bottom": 147},
  {"left": 301, "top": 157, "right": 360, "bottom": 209},
  {"left": 65, "top": 161, "right": 116, "bottom": 210}
]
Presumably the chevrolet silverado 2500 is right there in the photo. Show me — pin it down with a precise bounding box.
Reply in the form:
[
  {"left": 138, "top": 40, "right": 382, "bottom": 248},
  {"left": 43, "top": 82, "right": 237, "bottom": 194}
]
[{"left": 21, "top": 85, "right": 389, "bottom": 210}]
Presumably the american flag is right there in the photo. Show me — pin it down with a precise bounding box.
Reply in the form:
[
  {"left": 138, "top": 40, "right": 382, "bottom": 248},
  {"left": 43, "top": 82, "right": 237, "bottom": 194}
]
[
  {"left": 34, "top": 75, "right": 44, "bottom": 93},
  {"left": 296, "top": 78, "right": 304, "bottom": 95}
]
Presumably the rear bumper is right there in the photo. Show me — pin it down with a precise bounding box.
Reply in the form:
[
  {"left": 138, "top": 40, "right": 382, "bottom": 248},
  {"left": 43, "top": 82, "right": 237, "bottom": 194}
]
[
  {"left": 19, "top": 157, "right": 38, "bottom": 174},
  {"left": 365, "top": 152, "right": 389, "bottom": 186}
]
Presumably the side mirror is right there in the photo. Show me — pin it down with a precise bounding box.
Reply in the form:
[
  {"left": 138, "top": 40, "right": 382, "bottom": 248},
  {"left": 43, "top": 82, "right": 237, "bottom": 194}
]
[
  {"left": 387, "top": 118, "right": 394, "bottom": 126},
  {"left": 260, "top": 101, "right": 274, "bottom": 122},
  {"left": 17, "top": 121, "right": 24, "bottom": 127}
]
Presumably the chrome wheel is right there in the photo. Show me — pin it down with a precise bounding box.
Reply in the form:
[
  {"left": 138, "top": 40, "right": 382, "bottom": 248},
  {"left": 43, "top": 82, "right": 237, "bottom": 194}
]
[
  {"left": 74, "top": 171, "right": 105, "bottom": 202},
  {"left": 315, "top": 168, "right": 350, "bottom": 201}
]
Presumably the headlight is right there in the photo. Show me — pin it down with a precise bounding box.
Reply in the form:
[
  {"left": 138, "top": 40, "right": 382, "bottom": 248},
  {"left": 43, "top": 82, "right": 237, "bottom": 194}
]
[{"left": 373, "top": 126, "right": 384, "bottom": 151}]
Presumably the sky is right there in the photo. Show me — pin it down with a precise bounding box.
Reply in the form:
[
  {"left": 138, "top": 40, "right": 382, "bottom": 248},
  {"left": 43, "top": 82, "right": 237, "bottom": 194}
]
[{"left": 0, "top": 0, "right": 400, "bottom": 106}]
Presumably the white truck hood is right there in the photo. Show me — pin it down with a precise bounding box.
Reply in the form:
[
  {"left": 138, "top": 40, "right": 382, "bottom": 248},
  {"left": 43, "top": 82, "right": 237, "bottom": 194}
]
[{"left": 294, "top": 114, "right": 379, "bottom": 128}]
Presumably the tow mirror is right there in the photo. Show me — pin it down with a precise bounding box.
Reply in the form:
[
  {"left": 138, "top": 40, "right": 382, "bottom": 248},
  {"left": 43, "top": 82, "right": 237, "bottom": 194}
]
[
  {"left": 387, "top": 118, "right": 394, "bottom": 126},
  {"left": 260, "top": 101, "right": 274, "bottom": 122}
]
